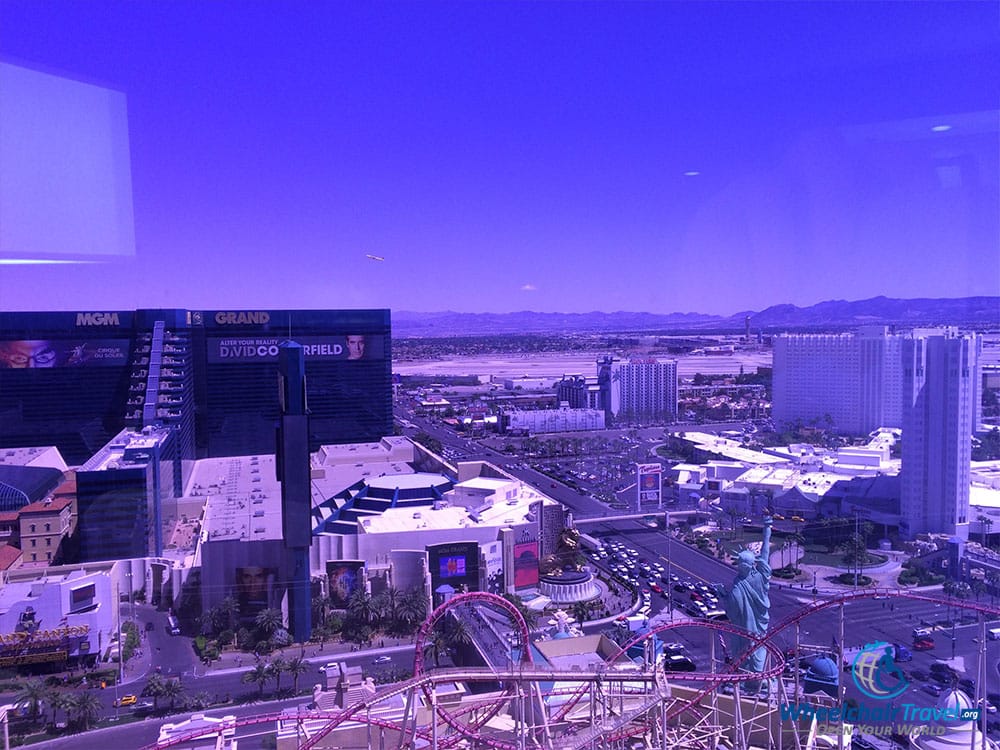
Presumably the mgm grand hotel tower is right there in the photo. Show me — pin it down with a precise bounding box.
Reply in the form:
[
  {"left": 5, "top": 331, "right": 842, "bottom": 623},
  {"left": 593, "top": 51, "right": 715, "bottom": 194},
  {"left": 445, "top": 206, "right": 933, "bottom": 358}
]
[{"left": 0, "top": 308, "right": 393, "bottom": 467}]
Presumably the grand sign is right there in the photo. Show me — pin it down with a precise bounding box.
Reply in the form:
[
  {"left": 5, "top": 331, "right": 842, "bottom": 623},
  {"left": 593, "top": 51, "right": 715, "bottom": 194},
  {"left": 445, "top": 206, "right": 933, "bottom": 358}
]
[{"left": 214, "top": 311, "right": 271, "bottom": 325}]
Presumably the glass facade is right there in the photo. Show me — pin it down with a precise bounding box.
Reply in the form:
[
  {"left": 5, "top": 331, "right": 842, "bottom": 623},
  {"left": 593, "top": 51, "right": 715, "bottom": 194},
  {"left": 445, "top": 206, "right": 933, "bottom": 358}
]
[{"left": 0, "top": 309, "right": 392, "bottom": 464}]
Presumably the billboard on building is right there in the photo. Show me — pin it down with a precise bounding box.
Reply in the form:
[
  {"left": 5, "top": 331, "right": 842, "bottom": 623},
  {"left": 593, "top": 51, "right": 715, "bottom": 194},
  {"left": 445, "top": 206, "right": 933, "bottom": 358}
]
[
  {"left": 428, "top": 542, "right": 480, "bottom": 594},
  {"left": 326, "top": 560, "right": 365, "bottom": 609},
  {"left": 513, "top": 541, "right": 540, "bottom": 588},
  {"left": 206, "top": 334, "right": 386, "bottom": 363},
  {"left": 636, "top": 463, "right": 662, "bottom": 505},
  {"left": 234, "top": 566, "right": 277, "bottom": 618},
  {"left": 0, "top": 339, "right": 130, "bottom": 368},
  {"left": 69, "top": 583, "right": 96, "bottom": 612},
  {"left": 482, "top": 541, "right": 505, "bottom": 595}
]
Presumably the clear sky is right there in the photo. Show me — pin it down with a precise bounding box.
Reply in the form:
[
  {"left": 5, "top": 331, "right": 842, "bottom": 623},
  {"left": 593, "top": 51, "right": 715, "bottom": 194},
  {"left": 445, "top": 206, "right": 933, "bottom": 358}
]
[{"left": 0, "top": 1, "right": 997, "bottom": 316}]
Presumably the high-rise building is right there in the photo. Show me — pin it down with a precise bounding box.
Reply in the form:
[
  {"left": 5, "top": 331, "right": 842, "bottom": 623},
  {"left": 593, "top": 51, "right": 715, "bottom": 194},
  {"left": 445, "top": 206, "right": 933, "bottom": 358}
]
[
  {"left": 0, "top": 308, "right": 392, "bottom": 463},
  {"left": 772, "top": 326, "right": 903, "bottom": 434},
  {"left": 900, "top": 329, "right": 981, "bottom": 539},
  {"left": 597, "top": 357, "right": 678, "bottom": 423},
  {"left": 75, "top": 426, "right": 179, "bottom": 561}
]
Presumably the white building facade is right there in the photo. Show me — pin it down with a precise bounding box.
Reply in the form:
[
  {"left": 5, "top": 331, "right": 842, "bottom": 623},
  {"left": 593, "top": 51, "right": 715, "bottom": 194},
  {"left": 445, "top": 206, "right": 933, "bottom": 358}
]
[
  {"left": 900, "top": 329, "right": 981, "bottom": 538},
  {"left": 773, "top": 326, "right": 903, "bottom": 435},
  {"left": 600, "top": 358, "right": 678, "bottom": 423}
]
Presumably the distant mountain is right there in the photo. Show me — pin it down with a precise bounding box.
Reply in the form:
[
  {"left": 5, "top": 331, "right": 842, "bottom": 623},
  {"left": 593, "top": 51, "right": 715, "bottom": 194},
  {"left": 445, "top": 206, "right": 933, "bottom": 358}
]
[{"left": 392, "top": 296, "right": 999, "bottom": 337}]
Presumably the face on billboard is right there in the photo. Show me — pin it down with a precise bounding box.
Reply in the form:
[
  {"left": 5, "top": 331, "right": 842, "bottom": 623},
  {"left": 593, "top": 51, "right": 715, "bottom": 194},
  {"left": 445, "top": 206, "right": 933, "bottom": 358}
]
[
  {"left": 235, "top": 566, "right": 274, "bottom": 612},
  {"left": 0, "top": 339, "right": 129, "bottom": 368},
  {"left": 345, "top": 334, "right": 366, "bottom": 360},
  {"left": 0, "top": 340, "right": 59, "bottom": 368}
]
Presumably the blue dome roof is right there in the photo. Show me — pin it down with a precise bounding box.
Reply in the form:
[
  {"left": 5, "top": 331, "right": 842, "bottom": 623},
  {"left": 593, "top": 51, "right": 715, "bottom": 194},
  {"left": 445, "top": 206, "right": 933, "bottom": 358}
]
[{"left": 806, "top": 656, "right": 838, "bottom": 679}]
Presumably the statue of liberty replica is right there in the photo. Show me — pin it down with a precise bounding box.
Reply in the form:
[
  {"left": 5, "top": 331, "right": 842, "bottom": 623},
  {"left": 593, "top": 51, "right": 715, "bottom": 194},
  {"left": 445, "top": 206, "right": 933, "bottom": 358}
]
[{"left": 715, "top": 517, "right": 772, "bottom": 675}]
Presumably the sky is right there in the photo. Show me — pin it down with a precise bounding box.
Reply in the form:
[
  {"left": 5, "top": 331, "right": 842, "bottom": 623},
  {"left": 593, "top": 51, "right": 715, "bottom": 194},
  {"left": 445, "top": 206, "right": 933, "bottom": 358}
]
[{"left": 0, "top": 1, "right": 997, "bottom": 316}]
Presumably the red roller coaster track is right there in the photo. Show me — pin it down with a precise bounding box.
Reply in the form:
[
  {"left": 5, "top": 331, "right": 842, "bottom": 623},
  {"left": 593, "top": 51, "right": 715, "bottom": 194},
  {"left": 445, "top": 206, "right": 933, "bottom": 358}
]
[{"left": 140, "top": 589, "right": 1000, "bottom": 750}]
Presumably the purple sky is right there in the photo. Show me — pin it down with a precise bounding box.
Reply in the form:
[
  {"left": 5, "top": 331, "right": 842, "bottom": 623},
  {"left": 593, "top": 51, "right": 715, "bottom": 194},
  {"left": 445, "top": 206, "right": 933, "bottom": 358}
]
[{"left": 1, "top": 1, "right": 997, "bottom": 315}]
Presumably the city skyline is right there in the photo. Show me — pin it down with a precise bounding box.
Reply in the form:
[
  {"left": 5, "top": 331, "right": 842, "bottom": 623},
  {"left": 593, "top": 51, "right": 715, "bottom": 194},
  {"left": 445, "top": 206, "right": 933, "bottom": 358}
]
[{"left": 0, "top": 2, "right": 997, "bottom": 316}]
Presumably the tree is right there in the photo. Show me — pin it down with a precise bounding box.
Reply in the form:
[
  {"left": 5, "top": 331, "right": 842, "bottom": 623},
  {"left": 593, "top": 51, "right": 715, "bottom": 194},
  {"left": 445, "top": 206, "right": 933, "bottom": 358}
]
[
  {"left": 48, "top": 689, "right": 73, "bottom": 727},
  {"left": 374, "top": 586, "right": 402, "bottom": 629},
  {"left": 570, "top": 601, "right": 590, "bottom": 625},
  {"left": 161, "top": 678, "right": 185, "bottom": 710},
  {"left": 243, "top": 663, "right": 271, "bottom": 699},
  {"left": 269, "top": 656, "right": 288, "bottom": 693},
  {"left": 347, "top": 587, "right": 375, "bottom": 627},
  {"left": 143, "top": 673, "right": 167, "bottom": 711},
  {"left": 255, "top": 608, "right": 283, "bottom": 639},
  {"left": 69, "top": 692, "right": 102, "bottom": 731},
  {"left": 398, "top": 588, "right": 428, "bottom": 632},
  {"left": 14, "top": 678, "right": 47, "bottom": 724},
  {"left": 838, "top": 532, "right": 868, "bottom": 567},
  {"left": 218, "top": 596, "right": 240, "bottom": 632},
  {"left": 445, "top": 619, "right": 473, "bottom": 653},
  {"left": 285, "top": 655, "right": 309, "bottom": 694}
]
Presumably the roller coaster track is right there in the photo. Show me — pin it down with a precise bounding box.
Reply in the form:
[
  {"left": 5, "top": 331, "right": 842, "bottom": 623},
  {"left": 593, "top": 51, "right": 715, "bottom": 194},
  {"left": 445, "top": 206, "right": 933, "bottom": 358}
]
[{"left": 140, "top": 588, "right": 1000, "bottom": 750}]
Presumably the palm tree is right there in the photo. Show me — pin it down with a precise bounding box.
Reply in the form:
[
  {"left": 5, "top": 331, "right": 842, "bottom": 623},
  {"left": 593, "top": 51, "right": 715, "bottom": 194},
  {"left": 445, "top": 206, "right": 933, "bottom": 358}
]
[
  {"left": 374, "top": 586, "right": 402, "bottom": 629},
  {"left": 446, "top": 620, "right": 473, "bottom": 657},
  {"left": 397, "top": 588, "right": 427, "bottom": 632},
  {"left": 254, "top": 607, "right": 283, "bottom": 639},
  {"left": 70, "top": 692, "right": 102, "bottom": 731},
  {"left": 426, "top": 630, "right": 448, "bottom": 668},
  {"left": 161, "top": 678, "right": 185, "bottom": 710},
  {"left": 285, "top": 655, "right": 309, "bottom": 694},
  {"left": 219, "top": 596, "right": 240, "bottom": 632},
  {"left": 58, "top": 693, "right": 79, "bottom": 727},
  {"left": 143, "top": 673, "right": 167, "bottom": 711},
  {"left": 243, "top": 662, "right": 271, "bottom": 699},
  {"left": 347, "top": 587, "right": 375, "bottom": 626},
  {"left": 48, "top": 689, "right": 72, "bottom": 727},
  {"left": 13, "top": 678, "right": 47, "bottom": 724},
  {"left": 570, "top": 601, "right": 590, "bottom": 625},
  {"left": 269, "top": 656, "right": 287, "bottom": 693}
]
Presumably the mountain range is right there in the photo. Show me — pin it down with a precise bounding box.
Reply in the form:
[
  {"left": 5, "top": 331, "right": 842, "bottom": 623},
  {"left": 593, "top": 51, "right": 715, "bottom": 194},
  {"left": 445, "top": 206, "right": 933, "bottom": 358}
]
[{"left": 393, "top": 296, "right": 999, "bottom": 337}]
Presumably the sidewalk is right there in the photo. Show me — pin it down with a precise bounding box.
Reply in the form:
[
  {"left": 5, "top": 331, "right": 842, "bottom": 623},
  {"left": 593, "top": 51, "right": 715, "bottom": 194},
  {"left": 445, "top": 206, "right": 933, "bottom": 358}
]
[{"left": 198, "top": 633, "right": 420, "bottom": 677}]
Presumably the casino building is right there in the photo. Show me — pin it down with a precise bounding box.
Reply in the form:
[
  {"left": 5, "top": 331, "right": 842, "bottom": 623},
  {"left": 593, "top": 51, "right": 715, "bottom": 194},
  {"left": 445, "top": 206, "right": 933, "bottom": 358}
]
[{"left": 0, "top": 309, "right": 392, "bottom": 464}]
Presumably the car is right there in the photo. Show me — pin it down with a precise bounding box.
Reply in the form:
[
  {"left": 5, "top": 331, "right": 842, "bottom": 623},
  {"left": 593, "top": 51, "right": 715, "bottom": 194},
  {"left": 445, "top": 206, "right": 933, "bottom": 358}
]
[
  {"left": 663, "top": 654, "right": 697, "bottom": 672},
  {"left": 911, "top": 669, "right": 929, "bottom": 682},
  {"left": 372, "top": 655, "right": 392, "bottom": 665},
  {"left": 791, "top": 516, "right": 805, "bottom": 523},
  {"left": 650, "top": 583, "right": 663, "bottom": 594},
  {"left": 115, "top": 694, "right": 138, "bottom": 707},
  {"left": 771, "top": 513, "right": 785, "bottom": 521},
  {"left": 923, "top": 684, "right": 943, "bottom": 697},
  {"left": 913, "top": 638, "right": 935, "bottom": 650}
]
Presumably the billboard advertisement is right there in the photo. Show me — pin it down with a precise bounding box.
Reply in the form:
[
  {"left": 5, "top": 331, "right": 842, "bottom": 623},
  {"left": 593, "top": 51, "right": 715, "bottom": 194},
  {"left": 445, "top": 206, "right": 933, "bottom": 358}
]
[
  {"left": 439, "top": 556, "right": 467, "bottom": 578},
  {"left": 69, "top": 583, "right": 96, "bottom": 611},
  {"left": 0, "top": 339, "right": 130, "bottom": 368},
  {"left": 207, "top": 334, "right": 386, "bottom": 363},
  {"left": 513, "top": 541, "right": 540, "bottom": 589},
  {"left": 636, "top": 462, "right": 662, "bottom": 505},
  {"left": 482, "top": 541, "right": 504, "bottom": 595},
  {"left": 234, "top": 566, "right": 277, "bottom": 618},
  {"left": 428, "top": 541, "right": 480, "bottom": 593},
  {"left": 326, "top": 560, "right": 365, "bottom": 609}
]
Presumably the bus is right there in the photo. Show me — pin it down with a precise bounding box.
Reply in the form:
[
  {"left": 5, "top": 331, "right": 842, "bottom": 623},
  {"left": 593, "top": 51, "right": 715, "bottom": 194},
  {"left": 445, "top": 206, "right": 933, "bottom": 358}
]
[{"left": 167, "top": 615, "right": 180, "bottom": 635}]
